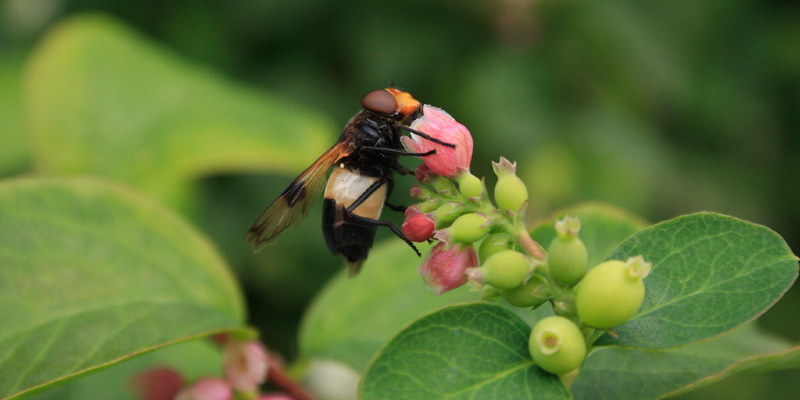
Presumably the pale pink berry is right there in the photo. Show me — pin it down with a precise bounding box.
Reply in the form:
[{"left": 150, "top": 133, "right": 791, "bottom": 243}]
[
  {"left": 402, "top": 105, "right": 473, "bottom": 178},
  {"left": 130, "top": 367, "right": 184, "bottom": 400},
  {"left": 402, "top": 212, "right": 436, "bottom": 242},
  {"left": 223, "top": 340, "right": 269, "bottom": 391},
  {"left": 419, "top": 242, "right": 478, "bottom": 294},
  {"left": 175, "top": 378, "right": 232, "bottom": 400}
]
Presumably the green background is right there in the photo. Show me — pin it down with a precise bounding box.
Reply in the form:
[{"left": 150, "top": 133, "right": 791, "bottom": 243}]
[{"left": 1, "top": 0, "right": 798, "bottom": 398}]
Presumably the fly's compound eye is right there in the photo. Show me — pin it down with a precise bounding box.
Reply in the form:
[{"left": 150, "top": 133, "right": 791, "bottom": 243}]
[{"left": 361, "top": 89, "right": 397, "bottom": 115}]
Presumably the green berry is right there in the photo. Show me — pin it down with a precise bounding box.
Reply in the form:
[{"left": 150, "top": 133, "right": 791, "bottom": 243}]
[
  {"left": 547, "top": 236, "right": 588, "bottom": 286},
  {"left": 430, "top": 202, "right": 462, "bottom": 227},
  {"left": 474, "top": 250, "right": 531, "bottom": 290},
  {"left": 456, "top": 172, "right": 483, "bottom": 198},
  {"left": 501, "top": 274, "right": 549, "bottom": 308},
  {"left": 576, "top": 256, "right": 651, "bottom": 329},
  {"left": 529, "top": 316, "right": 586, "bottom": 375},
  {"left": 492, "top": 157, "right": 528, "bottom": 213},
  {"left": 449, "top": 213, "right": 490, "bottom": 244},
  {"left": 478, "top": 233, "right": 513, "bottom": 261},
  {"left": 494, "top": 174, "right": 528, "bottom": 213},
  {"left": 429, "top": 174, "right": 454, "bottom": 193}
]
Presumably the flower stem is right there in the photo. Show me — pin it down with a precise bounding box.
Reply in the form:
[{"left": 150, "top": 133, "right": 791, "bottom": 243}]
[
  {"left": 267, "top": 358, "right": 315, "bottom": 400},
  {"left": 516, "top": 228, "right": 546, "bottom": 260}
]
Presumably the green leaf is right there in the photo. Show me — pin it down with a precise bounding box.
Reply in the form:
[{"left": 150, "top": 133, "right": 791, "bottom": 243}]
[
  {"left": 299, "top": 240, "right": 476, "bottom": 373},
  {"left": 29, "top": 339, "right": 223, "bottom": 400},
  {"left": 360, "top": 302, "right": 569, "bottom": 400},
  {"left": 24, "top": 14, "right": 333, "bottom": 207},
  {"left": 573, "top": 323, "right": 800, "bottom": 400},
  {"left": 530, "top": 202, "right": 647, "bottom": 267},
  {"left": 603, "top": 212, "right": 798, "bottom": 348},
  {"left": 0, "top": 178, "right": 245, "bottom": 400}
]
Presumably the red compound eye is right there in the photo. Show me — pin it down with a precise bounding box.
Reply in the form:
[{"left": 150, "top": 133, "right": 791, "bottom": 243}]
[{"left": 361, "top": 89, "right": 397, "bottom": 115}]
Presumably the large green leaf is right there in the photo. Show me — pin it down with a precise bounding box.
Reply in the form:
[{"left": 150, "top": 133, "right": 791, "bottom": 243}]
[
  {"left": 603, "top": 212, "right": 798, "bottom": 348},
  {"left": 0, "top": 178, "right": 245, "bottom": 399},
  {"left": 360, "top": 302, "right": 569, "bottom": 400},
  {"left": 29, "top": 339, "right": 223, "bottom": 400},
  {"left": 299, "top": 240, "right": 476, "bottom": 373},
  {"left": 0, "top": 52, "right": 28, "bottom": 176},
  {"left": 23, "top": 14, "right": 333, "bottom": 207},
  {"left": 574, "top": 324, "right": 800, "bottom": 400}
]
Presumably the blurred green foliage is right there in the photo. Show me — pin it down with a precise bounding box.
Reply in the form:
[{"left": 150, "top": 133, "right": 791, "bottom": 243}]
[{"left": 1, "top": 0, "right": 798, "bottom": 398}]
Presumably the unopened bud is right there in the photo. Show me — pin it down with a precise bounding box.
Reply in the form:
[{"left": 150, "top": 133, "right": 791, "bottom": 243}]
[
  {"left": 501, "top": 274, "right": 550, "bottom": 308},
  {"left": 131, "top": 367, "right": 184, "bottom": 400},
  {"left": 402, "top": 212, "right": 436, "bottom": 242},
  {"left": 456, "top": 172, "right": 483, "bottom": 198},
  {"left": 469, "top": 249, "right": 532, "bottom": 290},
  {"left": 409, "top": 186, "right": 428, "bottom": 200},
  {"left": 175, "top": 378, "right": 232, "bottom": 400},
  {"left": 430, "top": 202, "right": 462, "bottom": 227},
  {"left": 223, "top": 340, "right": 268, "bottom": 391},
  {"left": 414, "top": 163, "right": 434, "bottom": 183},
  {"left": 419, "top": 242, "right": 478, "bottom": 294},
  {"left": 403, "top": 105, "right": 473, "bottom": 178},
  {"left": 446, "top": 213, "right": 490, "bottom": 244},
  {"left": 548, "top": 216, "right": 588, "bottom": 286},
  {"left": 492, "top": 157, "right": 528, "bottom": 213}
]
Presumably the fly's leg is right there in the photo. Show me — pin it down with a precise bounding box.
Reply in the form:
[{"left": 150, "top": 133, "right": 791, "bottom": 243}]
[
  {"left": 345, "top": 212, "right": 420, "bottom": 257},
  {"left": 361, "top": 146, "right": 435, "bottom": 157},
  {"left": 344, "top": 178, "right": 418, "bottom": 256},
  {"left": 398, "top": 125, "right": 457, "bottom": 148}
]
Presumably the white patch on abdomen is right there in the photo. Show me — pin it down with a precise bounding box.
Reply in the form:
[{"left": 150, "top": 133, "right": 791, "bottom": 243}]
[{"left": 324, "top": 168, "right": 387, "bottom": 219}]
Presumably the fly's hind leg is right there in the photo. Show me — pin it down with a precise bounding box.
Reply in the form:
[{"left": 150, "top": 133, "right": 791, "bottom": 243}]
[
  {"left": 344, "top": 177, "right": 418, "bottom": 255},
  {"left": 344, "top": 211, "right": 420, "bottom": 257}
]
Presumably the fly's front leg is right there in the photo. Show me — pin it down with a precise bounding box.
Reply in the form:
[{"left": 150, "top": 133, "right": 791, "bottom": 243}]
[
  {"left": 360, "top": 146, "right": 436, "bottom": 157},
  {"left": 398, "top": 125, "right": 456, "bottom": 148}
]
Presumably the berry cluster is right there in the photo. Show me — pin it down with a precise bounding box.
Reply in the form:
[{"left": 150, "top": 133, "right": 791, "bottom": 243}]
[{"left": 404, "top": 106, "right": 652, "bottom": 377}]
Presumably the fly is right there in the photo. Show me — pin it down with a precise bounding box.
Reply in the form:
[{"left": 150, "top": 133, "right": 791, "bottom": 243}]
[{"left": 245, "top": 88, "right": 454, "bottom": 274}]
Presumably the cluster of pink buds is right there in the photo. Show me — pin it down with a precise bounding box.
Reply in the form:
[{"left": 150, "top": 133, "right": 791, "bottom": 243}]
[
  {"left": 401, "top": 105, "right": 546, "bottom": 294},
  {"left": 131, "top": 336, "right": 297, "bottom": 400}
]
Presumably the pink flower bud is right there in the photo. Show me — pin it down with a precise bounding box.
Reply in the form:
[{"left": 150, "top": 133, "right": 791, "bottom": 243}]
[
  {"left": 419, "top": 242, "right": 478, "bottom": 294},
  {"left": 131, "top": 367, "right": 184, "bottom": 400},
  {"left": 402, "top": 212, "right": 436, "bottom": 242},
  {"left": 404, "top": 205, "right": 421, "bottom": 218},
  {"left": 259, "top": 394, "right": 295, "bottom": 400},
  {"left": 414, "top": 163, "right": 435, "bottom": 183},
  {"left": 223, "top": 340, "right": 269, "bottom": 391},
  {"left": 402, "top": 105, "right": 473, "bottom": 179},
  {"left": 175, "top": 378, "right": 232, "bottom": 400}
]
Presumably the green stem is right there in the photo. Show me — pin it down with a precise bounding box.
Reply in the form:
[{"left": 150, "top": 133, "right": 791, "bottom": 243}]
[{"left": 515, "top": 228, "right": 546, "bottom": 260}]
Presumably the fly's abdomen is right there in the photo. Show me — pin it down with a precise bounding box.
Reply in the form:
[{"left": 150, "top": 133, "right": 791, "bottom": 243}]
[{"left": 322, "top": 167, "right": 388, "bottom": 273}]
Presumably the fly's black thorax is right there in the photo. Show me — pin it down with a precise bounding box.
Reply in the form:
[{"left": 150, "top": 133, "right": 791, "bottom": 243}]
[{"left": 339, "top": 111, "right": 402, "bottom": 178}]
